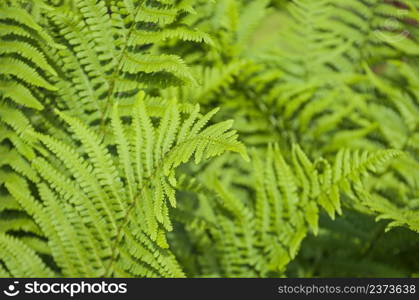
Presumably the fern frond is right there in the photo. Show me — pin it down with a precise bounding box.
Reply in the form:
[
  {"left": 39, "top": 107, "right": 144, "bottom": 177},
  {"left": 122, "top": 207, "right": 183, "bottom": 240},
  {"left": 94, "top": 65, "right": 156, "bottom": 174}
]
[
  {"left": 180, "top": 143, "right": 402, "bottom": 277},
  {"left": 0, "top": 233, "right": 55, "bottom": 277},
  {"left": 4, "top": 93, "right": 246, "bottom": 277}
]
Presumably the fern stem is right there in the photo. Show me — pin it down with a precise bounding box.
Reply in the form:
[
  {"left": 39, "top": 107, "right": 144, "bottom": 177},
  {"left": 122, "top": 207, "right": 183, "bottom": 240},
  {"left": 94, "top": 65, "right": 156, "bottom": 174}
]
[{"left": 99, "top": 1, "right": 146, "bottom": 136}]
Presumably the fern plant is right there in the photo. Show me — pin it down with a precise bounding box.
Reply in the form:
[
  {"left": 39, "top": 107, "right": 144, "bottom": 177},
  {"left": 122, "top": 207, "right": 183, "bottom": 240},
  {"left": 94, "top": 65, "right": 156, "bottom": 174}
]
[
  {"left": 4, "top": 92, "right": 248, "bottom": 277},
  {"left": 0, "top": 0, "right": 418, "bottom": 278},
  {"left": 171, "top": 145, "right": 402, "bottom": 277}
]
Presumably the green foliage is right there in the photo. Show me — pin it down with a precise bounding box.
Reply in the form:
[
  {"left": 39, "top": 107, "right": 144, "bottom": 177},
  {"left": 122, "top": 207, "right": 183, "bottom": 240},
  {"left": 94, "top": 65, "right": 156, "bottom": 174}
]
[
  {"left": 171, "top": 145, "right": 402, "bottom": 277},
  {"left": 0, "top": 0, "right": 418, "bottom": 278}
]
